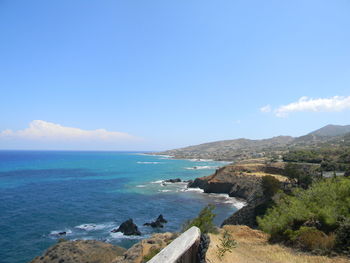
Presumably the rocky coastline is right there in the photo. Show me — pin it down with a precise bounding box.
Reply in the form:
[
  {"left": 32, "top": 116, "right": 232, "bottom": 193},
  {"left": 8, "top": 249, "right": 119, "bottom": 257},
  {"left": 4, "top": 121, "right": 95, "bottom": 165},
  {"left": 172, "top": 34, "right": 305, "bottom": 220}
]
[
  {"left": 188, "top": 161, "right": 288, "bottom": 228},
  {"left": 29, "top": 160, "right": 288, "bottom": 262}
]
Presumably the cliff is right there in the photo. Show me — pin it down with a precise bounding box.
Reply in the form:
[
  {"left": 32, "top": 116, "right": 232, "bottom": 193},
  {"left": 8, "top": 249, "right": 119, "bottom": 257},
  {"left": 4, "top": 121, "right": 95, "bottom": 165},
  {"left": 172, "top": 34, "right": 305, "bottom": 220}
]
[
  {"left": 189, "top": 162, "right": 286, "bottom": 201},
  {"left": 188, "top": 161, "right": 288, "bottom": 227}
]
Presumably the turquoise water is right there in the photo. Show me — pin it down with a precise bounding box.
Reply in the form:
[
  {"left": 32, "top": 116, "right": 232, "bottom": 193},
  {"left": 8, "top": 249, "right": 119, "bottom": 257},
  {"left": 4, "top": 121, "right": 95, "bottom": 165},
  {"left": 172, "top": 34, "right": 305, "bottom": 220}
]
[{"left": 0, "top": 151, "right": 241, "bottom": 263}]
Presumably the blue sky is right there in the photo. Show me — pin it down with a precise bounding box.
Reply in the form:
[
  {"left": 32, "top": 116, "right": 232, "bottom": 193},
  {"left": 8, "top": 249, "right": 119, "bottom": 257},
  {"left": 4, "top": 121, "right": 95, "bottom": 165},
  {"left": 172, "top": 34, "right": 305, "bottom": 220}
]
[{"left": 0, "top": 0, "right": 350, "bottom": 150}]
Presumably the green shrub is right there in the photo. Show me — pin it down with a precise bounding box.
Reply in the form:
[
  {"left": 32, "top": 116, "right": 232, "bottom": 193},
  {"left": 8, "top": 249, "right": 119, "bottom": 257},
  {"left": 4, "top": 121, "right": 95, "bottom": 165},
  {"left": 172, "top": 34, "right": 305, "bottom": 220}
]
[
  {"left": 216, "top": 230, "right": 236, "bottom": 259},
  {"left": 286, "top": 226, "right": 335, "bottom": 251},
  {"left": 283, "top": 150, "right": 323, "bottom": 163},
  {"left": 183, "top": 204, "right": 217, "bottom": 234},
  {"left": 284, "top": 163, "right": 313, "bottom": 189},
  {"left": 345, "top": 168, "right": 350, "bottom": 177},
  {"left": 335, "top": 217, "right": 350, "bottom": 253},
  {"left": 257, "top": 177, "right": 350, "bottom": 252},
  {"left": 261, "top": 175, "right": 280, "bottom": 198}
]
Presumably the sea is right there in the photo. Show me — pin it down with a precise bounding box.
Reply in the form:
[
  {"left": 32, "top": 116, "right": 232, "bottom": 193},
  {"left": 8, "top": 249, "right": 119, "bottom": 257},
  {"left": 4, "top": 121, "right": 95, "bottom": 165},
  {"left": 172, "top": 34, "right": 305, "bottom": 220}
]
[{"left": 0, "top": 151, "right": 244, "bottom": 263}]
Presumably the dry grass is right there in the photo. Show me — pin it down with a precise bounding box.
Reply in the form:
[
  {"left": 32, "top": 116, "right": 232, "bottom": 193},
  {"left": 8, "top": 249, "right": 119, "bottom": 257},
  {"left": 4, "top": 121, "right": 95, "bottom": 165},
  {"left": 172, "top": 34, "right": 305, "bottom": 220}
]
[
  {"left": 242, "top": 171, "right": 288, "bottom": 181},
  {"left": 205, "top": 225, "right": 350, "bottom": 263},
  {"left": 223, "top": 162, "right": 288, "bottom": 182}
]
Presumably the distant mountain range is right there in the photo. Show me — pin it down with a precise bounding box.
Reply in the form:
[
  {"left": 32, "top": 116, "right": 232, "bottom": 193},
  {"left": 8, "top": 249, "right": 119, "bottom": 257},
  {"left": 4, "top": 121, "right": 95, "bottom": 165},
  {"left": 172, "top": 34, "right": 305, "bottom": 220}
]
[
  {"left": 307, "top": 124, "right": 350, "bottom": 137},
  {"left": 157, "top": 124, "right": 350, "bottom": 161}
]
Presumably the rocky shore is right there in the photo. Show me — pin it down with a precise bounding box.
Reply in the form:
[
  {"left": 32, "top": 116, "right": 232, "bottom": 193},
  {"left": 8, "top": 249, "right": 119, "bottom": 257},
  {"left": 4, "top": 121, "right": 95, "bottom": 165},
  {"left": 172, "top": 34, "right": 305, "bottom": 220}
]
[
  {"left": 30, "top": 240, "right": 127, "bottom": 263},
  {"left": 30, "top": 233, "right": 178, "bottom": 263},
  {"left": 188, "top": 160, "right": 288, "bottom": 228}
]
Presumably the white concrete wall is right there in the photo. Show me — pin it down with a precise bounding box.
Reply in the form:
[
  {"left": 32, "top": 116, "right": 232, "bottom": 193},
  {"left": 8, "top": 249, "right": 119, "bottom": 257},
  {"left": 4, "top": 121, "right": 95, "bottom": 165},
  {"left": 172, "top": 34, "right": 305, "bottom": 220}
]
[{"left": 147, "top": 226, "right": 201, "bottom": 263}]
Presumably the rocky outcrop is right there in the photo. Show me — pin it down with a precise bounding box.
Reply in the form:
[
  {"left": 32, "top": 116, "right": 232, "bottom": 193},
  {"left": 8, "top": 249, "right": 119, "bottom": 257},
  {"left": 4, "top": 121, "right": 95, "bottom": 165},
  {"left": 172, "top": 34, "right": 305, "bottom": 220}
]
[
  {"left": 188, "top": 162, "right": 288, "bottom": 227},
  {"left": 30, "top": 240, "right": 126, "bottom": 263},
  {"left": 144, "top": 214, "right": 168, "bottom": 228},
  {"left": 188, "top": 165, "right": 267, "bottom": 202},
  {"left": 111, "top": 219, "right": 141, "bottom": 236},
  {"left": 189, "top": 162, "right": 287, "bottom": 200},
  {"left": 113, "top": 232, "right": 178, "bottom": 263},
  {"left": 221, "top": 200, "right": 265, "bottom": 228},
  {"left": 165, "top": 178, "right": 182, "bottom": 183}
]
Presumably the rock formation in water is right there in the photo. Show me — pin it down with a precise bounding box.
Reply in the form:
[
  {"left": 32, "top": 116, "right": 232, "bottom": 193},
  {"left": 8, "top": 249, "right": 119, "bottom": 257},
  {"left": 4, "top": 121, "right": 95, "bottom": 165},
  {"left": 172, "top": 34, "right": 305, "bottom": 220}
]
[
  {"left": 111, "top": 219, "right": 141, "bottom": 236},
  {"left": 144, "top": 214, "right": 168, "bottom": 228}
]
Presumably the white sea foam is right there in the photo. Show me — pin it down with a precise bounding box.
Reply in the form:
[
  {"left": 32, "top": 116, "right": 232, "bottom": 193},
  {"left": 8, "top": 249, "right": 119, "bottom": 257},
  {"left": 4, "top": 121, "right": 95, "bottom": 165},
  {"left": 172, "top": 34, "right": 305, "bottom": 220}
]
[
  {"left": 180, "top": 188, "right": 246, "bottom": 209},
  {"left": 137, "top": 161, "right": 161, "bottom": 164},
  {"left": 157, "top": 155, "right": 173, "bottom": 159},
  {"left": 109, "top": 231, "right": 146, "bottom": 240},
  {"left": 73, "top": 236, "right": 94, "bottom": 241},
  {"left": 183, "top": 187, "right": 205, "bottom": 193},
  {"left": 188, "top": 158, "right": 214, "bottom": 162},
  {"left": 136, "top": 184, "right": 146, "bottom": 188},
  {"left": 207, "top": 193, "right": 246, "bottom": 208},
  {"left": 150, "top": 180, "right": 164, "bottom": 184},
  {"left": 50, "top": 229, "right": 72, "bottom": 236},
  {"left": 159, "top": 189, "right": 172, "bottom": 192},
  {"left": 75, "top": 223, "right": 114, "bottom": 231}
]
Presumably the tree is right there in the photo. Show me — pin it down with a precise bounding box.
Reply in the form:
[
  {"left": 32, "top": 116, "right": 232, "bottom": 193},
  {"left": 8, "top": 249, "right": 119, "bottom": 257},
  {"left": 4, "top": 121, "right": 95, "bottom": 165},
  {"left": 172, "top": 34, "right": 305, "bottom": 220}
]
[
  {"left": 183, "top": 204, "right": 217, "bottom": 234},
  {"left": 284, "top": 163, "right": 312, "bottom": 189}
]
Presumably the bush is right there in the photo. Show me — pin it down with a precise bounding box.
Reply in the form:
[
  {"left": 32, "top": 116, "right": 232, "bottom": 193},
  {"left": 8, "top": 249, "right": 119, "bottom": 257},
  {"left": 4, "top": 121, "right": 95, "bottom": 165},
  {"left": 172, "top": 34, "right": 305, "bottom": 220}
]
[
  {"left": 216, "top": 230, "right": 236, "bottom": 259},
  {"left": 283, "top": 150, "right": 323, "bottom": 163},
  {"left": 345, "top": 168, "right": 350, "bottom": 177},
  {"left": 183, "top": 204, "right": 217, "bottom": 234},
  {"left": 284, "top": 163, "right": 313, "bottom": 189},
  {"left": 261, "top": 175, "right": 281, "bottom": 198},
  {"left": 286, "top": 227, "right": 335, "bottom": 251},
  {"left": 335, "top": 217, "right": 350, "bottom": 254},
  {"left": 257, "top": 177, "right": 350, "bottom": 252}
]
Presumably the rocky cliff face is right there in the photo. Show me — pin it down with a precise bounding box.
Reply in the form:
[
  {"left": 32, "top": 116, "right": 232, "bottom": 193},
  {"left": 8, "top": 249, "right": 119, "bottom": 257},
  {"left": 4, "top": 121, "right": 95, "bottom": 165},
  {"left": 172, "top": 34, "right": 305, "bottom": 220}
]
[
  {"left": 188, "top": 162, "right": 287, "bottom": 227},
  {"left": 189, "top": 162, "right": 285, "bottom": 202}
]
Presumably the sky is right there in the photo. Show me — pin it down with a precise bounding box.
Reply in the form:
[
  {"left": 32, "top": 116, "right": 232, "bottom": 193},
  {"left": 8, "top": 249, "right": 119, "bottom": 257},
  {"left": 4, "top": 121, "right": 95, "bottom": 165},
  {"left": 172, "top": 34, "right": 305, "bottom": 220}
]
[{"left": 0, "top": 0, "right": 350, "bottom": 151}]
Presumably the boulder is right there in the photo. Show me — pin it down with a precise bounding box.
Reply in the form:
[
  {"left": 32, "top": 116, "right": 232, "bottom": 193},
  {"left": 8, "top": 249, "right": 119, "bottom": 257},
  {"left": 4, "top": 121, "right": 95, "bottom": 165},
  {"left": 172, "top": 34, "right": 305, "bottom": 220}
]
[
  {"left": 157, "top": 214, "right": 167, "bottom": 223},
  {"left": 165, "top": 178, "right": 182, "bottom": 183},
  {"left": 112, "top": 219, "right": 141, "bottom": 236},
  {"left": 144, "top": 215, "right": 168, "bottom": 228}
]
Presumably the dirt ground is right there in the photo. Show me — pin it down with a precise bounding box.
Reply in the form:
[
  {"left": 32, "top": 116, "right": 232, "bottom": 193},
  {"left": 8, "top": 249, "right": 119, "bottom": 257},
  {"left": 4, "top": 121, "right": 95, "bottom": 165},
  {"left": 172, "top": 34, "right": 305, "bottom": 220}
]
[{"left": 206, "top": 225, "right": 350, "bottom": 263}]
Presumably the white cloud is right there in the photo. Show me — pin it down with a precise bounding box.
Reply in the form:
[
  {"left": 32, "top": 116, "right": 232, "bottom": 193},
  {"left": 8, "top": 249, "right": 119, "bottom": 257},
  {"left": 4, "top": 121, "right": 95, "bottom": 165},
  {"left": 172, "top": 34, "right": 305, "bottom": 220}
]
[
  {"left": 260, "top": 105, "right": 272, "bottom": 113},
  {"left": 275, "top": 96, "right": 350, "bottom": 117},
  {"left": 0, "top": 120, "right": 138, "bottom": 142}
]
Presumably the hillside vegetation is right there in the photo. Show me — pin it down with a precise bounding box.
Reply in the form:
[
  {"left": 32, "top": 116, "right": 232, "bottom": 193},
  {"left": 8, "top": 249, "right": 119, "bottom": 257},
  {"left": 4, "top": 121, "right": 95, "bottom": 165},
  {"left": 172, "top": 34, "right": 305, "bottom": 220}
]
[
  {"left": 157, "top": 124, "right": 350, "bottom": 162},
  {"left": 258, "top": 177, "right": 350, "bottom": 255}
]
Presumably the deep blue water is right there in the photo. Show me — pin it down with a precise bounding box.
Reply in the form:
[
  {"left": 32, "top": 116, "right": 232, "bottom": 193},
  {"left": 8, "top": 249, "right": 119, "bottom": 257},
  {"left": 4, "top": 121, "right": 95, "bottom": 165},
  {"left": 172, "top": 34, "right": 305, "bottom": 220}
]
[{"left": 0, "top": 151, "right": 241, "bottom": 263}]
